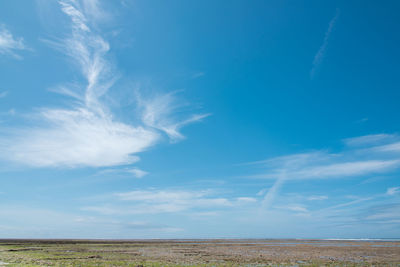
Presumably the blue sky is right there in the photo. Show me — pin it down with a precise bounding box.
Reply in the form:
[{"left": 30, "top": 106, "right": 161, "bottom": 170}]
[{"left": 0, "top": 0, "right": 400, "bottom": 239}]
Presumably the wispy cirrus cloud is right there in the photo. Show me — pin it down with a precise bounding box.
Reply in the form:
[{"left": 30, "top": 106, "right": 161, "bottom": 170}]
[
  {"left": 279, "top": 204, "right": 309, "bottom": 214},
  {"left": 344, "top": 134, "right": 397, "bottom": 147},
  {"left": 374, "top": 142, "right": 400, "bottom": 153},
  {"left": 126, "top": 167, "right": 148, "bottom": 178},
  {"left": 82, "top": 188, "right": 256, "bottom": 215},
  {"left": 387, "top": 187, "right": 400, "bottom": 196},
  {"left": 0, "top": 0, "right": 207, "bottom": 168},
  {"left": 137, "top": 91, "right": 210, "bottom": 142},
  {"left": 345, "top": 134, "right": 400, "bottom": 154},
  {"left": 310, "top": 8, "right": 340, "bottom": 79},
  {"left": 254, "top": 159, "right": 400, "bottom": 180},
  {"left": 252, "top": 133, "right": 400, "bottom": 209},
  {"left": 0, "top": 25, "right": 26, "bottom": 59},
  {"left": 307, "top": 195, "right": 328, "bottom": 201},
  {"left": 363, "top": 203, "right": 400, "bottom": 222},
  {"left": 95, "top": 167, "right": 148, "bottom": 178}
]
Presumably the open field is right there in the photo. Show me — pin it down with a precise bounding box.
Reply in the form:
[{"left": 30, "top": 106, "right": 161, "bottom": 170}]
[{"left": 0, "top": 239, "right": 399, "bottom": 266}]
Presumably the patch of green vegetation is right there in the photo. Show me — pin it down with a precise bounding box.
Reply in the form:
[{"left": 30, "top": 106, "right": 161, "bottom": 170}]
[{"left": 1, "top": 241, "right": 399, "bottom": 267}]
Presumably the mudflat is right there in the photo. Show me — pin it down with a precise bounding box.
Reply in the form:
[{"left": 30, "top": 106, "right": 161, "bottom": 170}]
[{"left": 0, "top": 239, "right": 399, "bottom": 266}]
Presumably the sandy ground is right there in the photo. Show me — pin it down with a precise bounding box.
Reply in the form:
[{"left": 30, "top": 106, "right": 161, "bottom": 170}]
[{"left": 0, "top": 239, "right": 399, "bottom": 266}]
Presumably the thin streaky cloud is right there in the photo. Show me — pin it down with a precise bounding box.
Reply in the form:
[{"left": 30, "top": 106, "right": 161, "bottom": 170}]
[
  {"left": 344, "top": 134, "right": 397, "bottom": 147},
  {"left": 256, "top": 188, "right": 268, "bottom": 196},
  {"left": 126, "top": 168, "right": 148, "bottom": 178},
  {"left": 320, "top": 197, "right": 374, "bottom": 212},
  {"left": 289, "top": 159, "right": 400, "bottom": 179},
  {"left": 94, "top": 167, "right": 148, "bottom": 178},
  {"left": 262, "top": 173, "right": 285, "bottom": 209},
  {"left": 310, "top": 8, "right": 340, "bottom": 79},
  {"left": 364, "top": 203, "right": 400, "bottom": 221},
  {"left": 307, "top": 195, "right": 328, "bottom": 201},
  {"left": 236, "top": 197, "right": 257, "bottom": 203},
  {"left": 191, "top": 72, "right": 205, "bottom": 79},
  {"left": 0, "top": 0, "right": 207, "bottom": 168},
  {"left": 252, "top": 159, "right": 400, "bottom": 181},
  {"left": 374, "top": 142, "right": 400, "bottom": 153},
  {"left": 82, "top": 189, "right": 257, "bottom": 215},
  {"left": 387, "top": 187, "right": 400, "bottom": 196},
  {"left": 251, "top": 134, "right": 400, "bottom": 209},
  {"left": 0, "top": 25, "right": 26, "bottom": 59},
  {"left": 278, "top": 204, "right": 309, "bottom": 213},
  {"left": 242, "top": 151, "right": 332, "bottom": 168},
  {"left": 138, "top": 91, "right": 211, "bottom": 142}
]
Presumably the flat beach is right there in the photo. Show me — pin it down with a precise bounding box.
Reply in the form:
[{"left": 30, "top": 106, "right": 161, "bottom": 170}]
[{"left": 0, "top": 239, "right": 399, "bottom": 266}]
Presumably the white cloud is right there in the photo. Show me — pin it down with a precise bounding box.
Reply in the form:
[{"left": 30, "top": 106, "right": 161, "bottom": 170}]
[
  {"left": 123, "top": 221, "right": 183, "bottom": 232},
  {"left": 115, "top": 189, "right": 207, "bottom": 202},
  {"left": 310, "top": 8, "right": 340, "bottom": 79},
  {"left": 321, "top": 197, "right": 373, "bottom": 212},
  {"left": 95, "top": 167, "right": 149, "bottom": 178},
  {"left": 191, "top": 72, "right": 205, "bottom": 79},
  {"left": 3, "top": 108, "right": 158, "bottom": 167},
  {"left": 345, "top": 134, "right": 400, "bottom": 154},
  {"left": 256, "top": 188, "right": 268, "bottom": 196},
  {"left": 375, "top": 142, "right": 400, "bottom": 153},
  {"left": 83, "top": 204, "right": 185, "bottom": 214},
  {"left": 0, "top": 25, "right": 26, "bottom": 58},
  {"left": 386, "top": 187, "right": 400, "bottom": 196},
  {"left": 253, "top": 155, "right": 400, "bottom": 180},
  {"left": 81, "top": 0, "right": 107, "bottom": 22},
  {"left": 116, "top": 189, "right": 233, "bottom": 208},
  {"left": 83, "top": 189, "right": 256, "bottom": 215},
  {"left": 250, "top": 133, "right": 400, "bottom": 210},
  {"left": 307, "top": 195, "right": 328, "bottom": 201},
  {"left": 126, "top": 168, "right": 148, "bottom": 178},
  {"left": 280, "top": 205, "right": 309, "bottom": 213},
  {"left": 291, "top": 160, "right": 400, "bottom": 179},
  {"left": 0, "top": 0, "right": 206, "bottom": 168},
  {"left": 252, "top": 151, "right": 331, "bottom": 169},
  {"left": 258, "top": 158, "right": 399, "bottom": 209},
  {"left": 262, "top": 174, "right": 285, "bottom": 209},
  {"left": 364, "top": 204, "right": 400, "bottom": 221},
  {"left": 137, "top": 91, "right": 210, "bottom": 142},
  {"left": 236, "top": 197, "right": 257, "bottom": 203},
  {"left": 190, "top": 211, "right": 219, "bottom": 217},
  {"left": 344, "top": 134, "right": 397, "bottom": 147}
]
